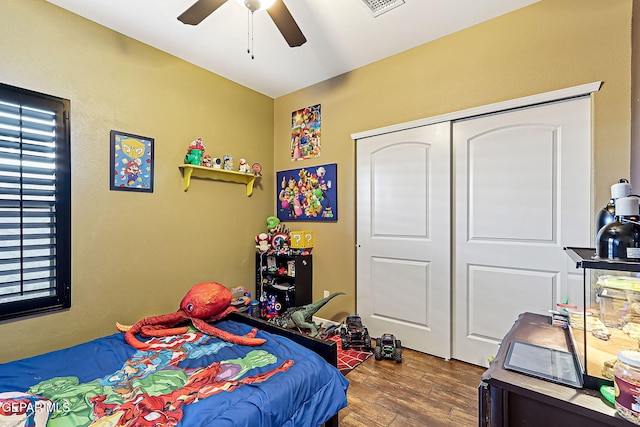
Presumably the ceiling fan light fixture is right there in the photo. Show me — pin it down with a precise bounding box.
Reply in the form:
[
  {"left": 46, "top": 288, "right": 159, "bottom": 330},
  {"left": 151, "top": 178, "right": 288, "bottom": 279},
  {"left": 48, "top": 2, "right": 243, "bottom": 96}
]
[
  {"left": 358, "top": 0, "right": 405, "bottom": 17},
  {"left": 235, "top": 0, "right": 276, "bottom": 12}
]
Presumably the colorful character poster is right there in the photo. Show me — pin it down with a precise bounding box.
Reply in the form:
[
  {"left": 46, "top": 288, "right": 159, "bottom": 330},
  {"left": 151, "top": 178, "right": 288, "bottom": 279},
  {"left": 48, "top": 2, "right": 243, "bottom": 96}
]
[
  {"left": 276, "top": 163, "right": 337, "bottom": 221},
  {"left": 291, "top": 104, "right": 321, "bottom": 161},
  {"left": 110, "top": 130, "right": 154, "bottom": 192}
]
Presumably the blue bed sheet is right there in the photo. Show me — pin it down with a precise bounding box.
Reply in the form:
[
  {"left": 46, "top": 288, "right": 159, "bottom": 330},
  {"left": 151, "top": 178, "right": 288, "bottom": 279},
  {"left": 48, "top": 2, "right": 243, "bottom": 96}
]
[{"left": 0, "top": 320, "right": 349, "bottom": 427}]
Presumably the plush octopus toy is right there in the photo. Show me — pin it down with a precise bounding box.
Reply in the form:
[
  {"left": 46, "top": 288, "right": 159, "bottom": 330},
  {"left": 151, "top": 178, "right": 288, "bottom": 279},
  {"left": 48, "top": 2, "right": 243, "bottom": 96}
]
[{"left": 116, "top": 282, "right": 266, "bottom": 349}]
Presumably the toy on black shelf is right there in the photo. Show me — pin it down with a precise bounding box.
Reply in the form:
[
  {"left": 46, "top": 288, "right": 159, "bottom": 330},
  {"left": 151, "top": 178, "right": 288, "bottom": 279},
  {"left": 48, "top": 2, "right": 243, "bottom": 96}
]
[
  {"left": 273, "top": 236, "right": 290, "bottom": 255},
  {"left": 290, "top": 231, "right": 314, "bottom": 255},
  {"left": 256, "top": 216, "right": 294, "bottom": 255},
  {"left": 284, "top": 291, "right": 290, "bottom": 309},
  {"left": 339, "top": 314, "right": 372, "bottom": 351},
  {"left": 268, "top": 292, "right": 345, "bottom": 337},
  {"left": 374, "top": 333, "right": 402, "bottom": 363},
  {"left": 266, "top": 256, "right": 277, "bottom": 271},
  {"left": 260, "top": 291, "right": 267, "bottom": 318},
  {"left": 255, "top": 233, "right": 271, "bottom": 253},
  {"left": 254, "top": 216, "right": 316, "bottom": 256},
  {"left": 266, "top": 216, "right": 280, "bottom": 234},
  {"left": 287, "top": 260, "right": 295, "bottom": 277},
  {"left": 267, "top": 217, "right": 290, "bottom": 237}
]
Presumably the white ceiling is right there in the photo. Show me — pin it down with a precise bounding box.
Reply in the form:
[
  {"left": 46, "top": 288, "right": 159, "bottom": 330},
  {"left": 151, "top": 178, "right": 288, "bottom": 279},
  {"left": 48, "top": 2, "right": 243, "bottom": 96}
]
[{"left": 45, "top": 0, "right": 539, "bottom": 98}]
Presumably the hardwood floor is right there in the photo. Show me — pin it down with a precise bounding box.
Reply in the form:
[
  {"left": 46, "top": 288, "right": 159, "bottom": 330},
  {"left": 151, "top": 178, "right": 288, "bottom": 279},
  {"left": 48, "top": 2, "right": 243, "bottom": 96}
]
[{"left": 338, "top": 346, "right": 485, "bottom": 427}]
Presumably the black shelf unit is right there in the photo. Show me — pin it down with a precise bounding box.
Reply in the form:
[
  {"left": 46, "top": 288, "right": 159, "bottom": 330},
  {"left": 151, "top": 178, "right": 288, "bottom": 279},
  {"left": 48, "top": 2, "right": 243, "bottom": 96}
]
[{"left": 255, "top": 252, "right": 312, "bottom": 318}]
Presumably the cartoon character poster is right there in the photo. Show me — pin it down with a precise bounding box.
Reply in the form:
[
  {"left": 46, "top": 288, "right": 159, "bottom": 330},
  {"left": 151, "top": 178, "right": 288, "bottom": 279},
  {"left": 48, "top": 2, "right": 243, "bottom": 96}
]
[
  {"left": 276, "top": 163, "right": 337, "bottom": 221},
  {"left": 291, "top": 104, "right": 321, "bottom": 161},
  {"left": 110, "top": 130, "right": 154, "bottom": 192}
]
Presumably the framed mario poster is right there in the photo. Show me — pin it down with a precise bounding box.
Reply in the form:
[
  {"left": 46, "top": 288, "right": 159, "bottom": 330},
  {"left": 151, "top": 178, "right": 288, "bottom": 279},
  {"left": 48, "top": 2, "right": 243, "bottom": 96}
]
[
  {"left": 276, "top": 163, "right": 337, "bottom": 221},
  {"left": 110, "top": 130, "right": 154, "bottom": 193}
]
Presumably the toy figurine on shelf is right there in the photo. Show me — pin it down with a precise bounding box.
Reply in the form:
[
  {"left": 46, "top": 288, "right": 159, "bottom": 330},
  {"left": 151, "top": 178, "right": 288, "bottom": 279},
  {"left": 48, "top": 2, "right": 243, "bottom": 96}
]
[
  {"left": 271, "top": 233, "right": 290, "bottom": 254},
  {"left": 260, "top": 291, "right": 267, "bottom": 318},
  {"left": 223, "top": 155, "right": 233, "bottom": 171},
  {"left": 266, "top": 216, "right": 281, "bottom": 235},
  {"left": 255, "top": 233, "right": 271, "bottom": 253},
  {"left": 255, "top": 216, "right": 292, "bottom": 255},
  {"left": 289, "top": 231, "right": 314, "bottom": 255},
  {"left": 184, "top": 137, "right": 206, "bottom": 166},
  {"left": 252, "top": 162, "right": 263, "bottom": 177},
  {"left": 284, "top": 292, "right": 291, "bottom": 309},
  {"left": 266, "top": 216, "right": 290, "bottom": 236},
  {"left": 238, "top": 158, "right": 251, "bottom": 174},
  {"left": 202, "top": 154, "right": 213, "bottom": 168}
]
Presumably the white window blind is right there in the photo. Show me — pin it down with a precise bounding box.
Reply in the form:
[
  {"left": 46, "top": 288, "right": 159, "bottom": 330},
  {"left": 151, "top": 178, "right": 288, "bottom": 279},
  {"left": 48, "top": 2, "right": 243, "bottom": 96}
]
[{"left": 0, "top": 101, "right": 57, "bottom": 303}]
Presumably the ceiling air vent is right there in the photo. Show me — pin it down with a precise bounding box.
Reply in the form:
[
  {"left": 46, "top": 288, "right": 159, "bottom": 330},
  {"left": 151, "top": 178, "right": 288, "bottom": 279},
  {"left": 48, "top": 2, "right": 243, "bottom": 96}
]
[{"left": 358, "top": 0, "right": 405, "bottom": 17}]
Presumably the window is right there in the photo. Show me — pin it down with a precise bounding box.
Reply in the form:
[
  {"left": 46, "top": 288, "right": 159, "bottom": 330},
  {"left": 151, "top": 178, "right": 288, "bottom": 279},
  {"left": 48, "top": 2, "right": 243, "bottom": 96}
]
[{"left": 0, "top": 83, "right": 71, "bottom": 321}]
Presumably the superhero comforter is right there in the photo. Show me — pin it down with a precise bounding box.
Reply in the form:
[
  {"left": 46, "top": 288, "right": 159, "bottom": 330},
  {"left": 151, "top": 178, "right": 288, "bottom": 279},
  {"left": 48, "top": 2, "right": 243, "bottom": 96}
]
[{"left": 0, "top": 320, "right": 349, "bottom": 427}]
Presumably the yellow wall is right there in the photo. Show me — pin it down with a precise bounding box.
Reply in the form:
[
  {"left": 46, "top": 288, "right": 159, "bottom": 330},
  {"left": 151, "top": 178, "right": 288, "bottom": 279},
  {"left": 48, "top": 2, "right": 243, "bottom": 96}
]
[
  {"left": 0, "top": 0, "right": 633, "bottom": 363},
  {"left": 0, "top": 0, "right": 275, "bottom": 363},
  {"left": 274, "top": 0, "right": 633, "bottom": 321}
]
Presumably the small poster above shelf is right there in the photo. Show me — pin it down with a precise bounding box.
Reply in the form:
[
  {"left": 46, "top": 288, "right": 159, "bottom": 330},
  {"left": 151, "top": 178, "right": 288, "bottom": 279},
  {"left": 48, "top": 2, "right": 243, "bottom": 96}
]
[{"left": 178, "top": 164, "right": 256, "bottom": 196}]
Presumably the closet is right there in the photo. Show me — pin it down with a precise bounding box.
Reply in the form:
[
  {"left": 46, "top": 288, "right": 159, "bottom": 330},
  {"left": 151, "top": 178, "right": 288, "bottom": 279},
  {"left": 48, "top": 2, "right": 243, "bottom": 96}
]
[{"left": 354, "top": 83, "right": 597, "bottom": 365}]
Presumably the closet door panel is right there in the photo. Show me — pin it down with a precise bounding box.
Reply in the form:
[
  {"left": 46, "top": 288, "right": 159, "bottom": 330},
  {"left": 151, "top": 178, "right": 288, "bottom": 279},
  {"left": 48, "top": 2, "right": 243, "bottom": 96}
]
[
  {"left": 356, "top": 122, "right": 452, "bottom": 359},
  {"left": 453, "top": 98, "right": 591, "bottom": 367}
]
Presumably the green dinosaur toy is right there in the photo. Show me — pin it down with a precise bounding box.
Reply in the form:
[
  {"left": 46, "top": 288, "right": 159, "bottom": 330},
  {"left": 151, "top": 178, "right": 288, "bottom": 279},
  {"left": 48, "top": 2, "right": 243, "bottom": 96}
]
[{"left": 268, "top": 292, "right": 345, "bottom": 337}]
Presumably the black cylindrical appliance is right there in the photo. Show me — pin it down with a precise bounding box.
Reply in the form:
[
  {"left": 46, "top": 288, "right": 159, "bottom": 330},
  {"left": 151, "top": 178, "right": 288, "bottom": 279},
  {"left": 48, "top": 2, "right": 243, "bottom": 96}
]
[
  {"left": 596, "top": 196, "right": 640, "bottom": 260},
  {"left": 596, "top": 178, "right": 632, "bottom": 236}
]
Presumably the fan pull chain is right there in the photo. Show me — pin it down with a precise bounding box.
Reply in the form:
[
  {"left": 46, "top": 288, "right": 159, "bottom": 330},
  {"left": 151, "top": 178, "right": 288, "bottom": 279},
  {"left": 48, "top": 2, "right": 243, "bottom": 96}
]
[
  {"left": 246, "top": 10, "right": 255, "bottom": 60},
  {"left": 251, "top": 11, "right": 255, "bottom": 59}
]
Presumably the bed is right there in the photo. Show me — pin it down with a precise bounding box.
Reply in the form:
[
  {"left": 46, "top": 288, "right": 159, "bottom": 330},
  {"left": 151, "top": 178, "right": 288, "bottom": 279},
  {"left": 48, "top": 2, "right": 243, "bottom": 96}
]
[{"left": 0, "top": 312, "right": 348, "bottom": 427}]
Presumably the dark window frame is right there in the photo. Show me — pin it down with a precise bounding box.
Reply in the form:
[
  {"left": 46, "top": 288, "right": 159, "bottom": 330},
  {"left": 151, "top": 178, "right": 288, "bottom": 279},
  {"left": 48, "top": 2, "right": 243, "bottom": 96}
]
[{"left": 0, "top": 83, "right": 71, "bottom": 321}]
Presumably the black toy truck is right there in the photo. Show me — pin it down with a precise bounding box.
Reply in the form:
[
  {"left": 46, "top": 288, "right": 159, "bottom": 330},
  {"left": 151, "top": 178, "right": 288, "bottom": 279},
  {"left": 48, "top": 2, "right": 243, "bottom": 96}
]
[
  {"left": 374, "top": 333, "right": 402, "bottom": 363},
  {"left": 339, "top": 314, "right": 372, "bottom": 351}
]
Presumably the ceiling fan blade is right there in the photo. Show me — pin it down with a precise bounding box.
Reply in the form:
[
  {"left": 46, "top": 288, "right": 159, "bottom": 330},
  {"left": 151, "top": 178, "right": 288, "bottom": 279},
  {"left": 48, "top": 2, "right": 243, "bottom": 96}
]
[
  {"left": 266, "top": 0, "right": 307, "bottom": 47},
  {"left": 178, "top": 0, "right": 228, "bottom": 25}
]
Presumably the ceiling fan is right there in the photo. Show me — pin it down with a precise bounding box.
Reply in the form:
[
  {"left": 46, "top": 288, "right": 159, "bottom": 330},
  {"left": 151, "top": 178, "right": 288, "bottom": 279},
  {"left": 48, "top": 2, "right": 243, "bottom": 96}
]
[{"left": 178, "top": 0, "right": 307, "bottom": 48}]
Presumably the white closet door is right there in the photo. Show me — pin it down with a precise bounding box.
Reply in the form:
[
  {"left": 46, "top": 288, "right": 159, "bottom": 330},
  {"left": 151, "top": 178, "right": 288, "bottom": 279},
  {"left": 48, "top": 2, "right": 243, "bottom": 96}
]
[
  {"left": 453, "top": 97, "right": 591, "bottom": 366},
  {"left": 356, "top": 122, "right": 451, "bottom": 359}
]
